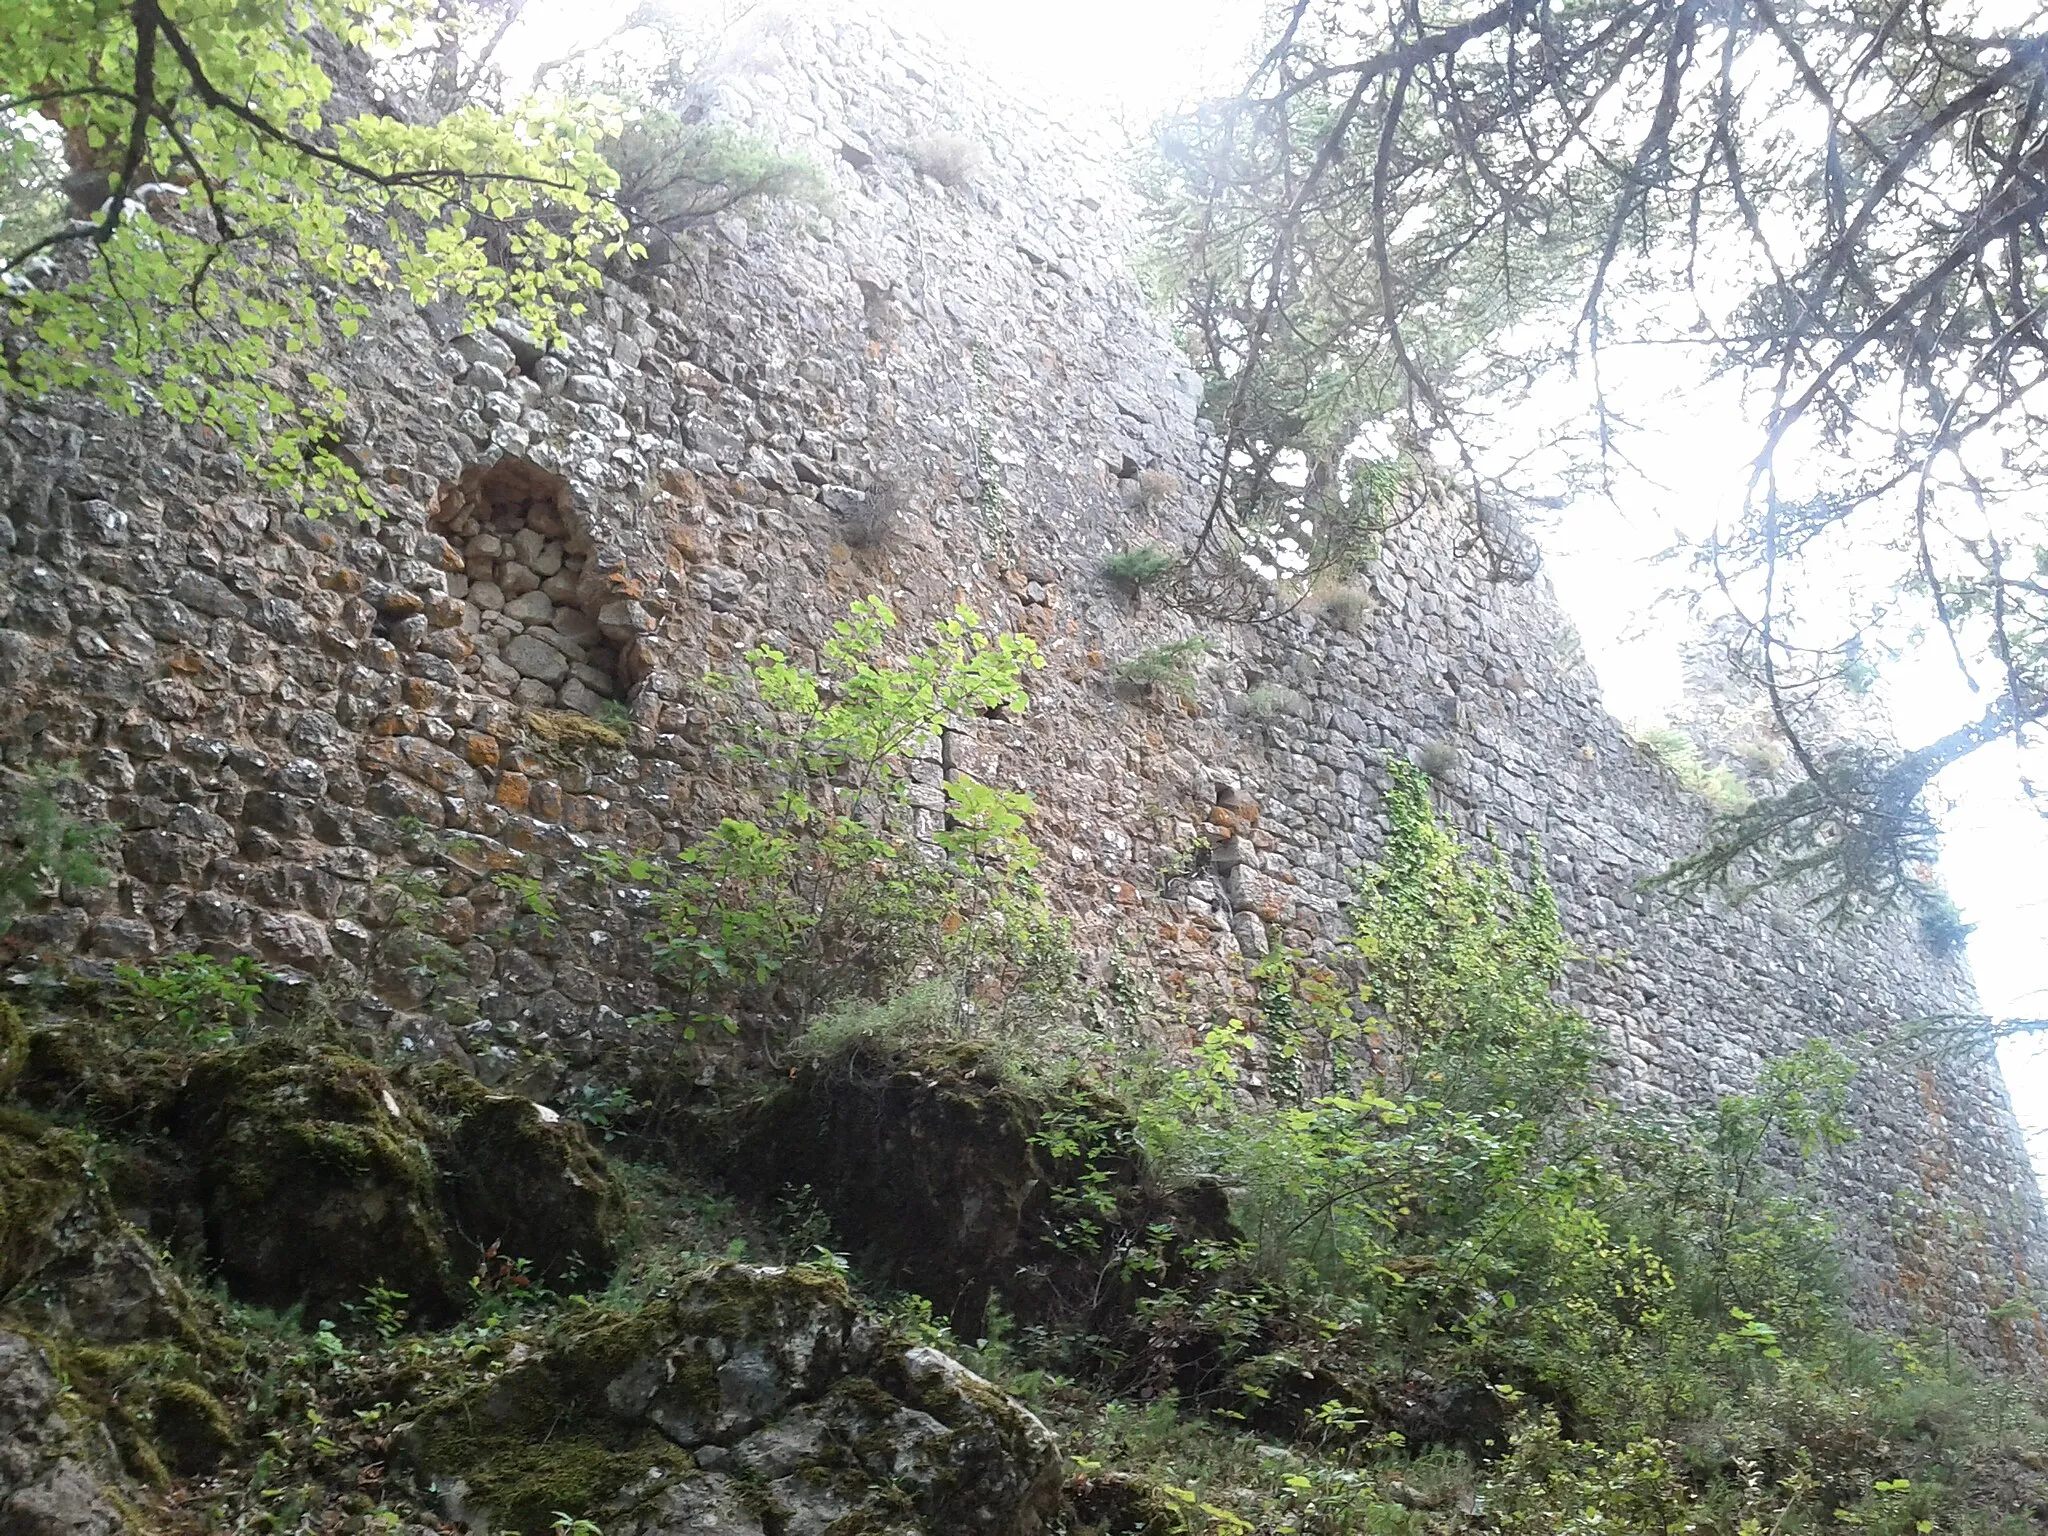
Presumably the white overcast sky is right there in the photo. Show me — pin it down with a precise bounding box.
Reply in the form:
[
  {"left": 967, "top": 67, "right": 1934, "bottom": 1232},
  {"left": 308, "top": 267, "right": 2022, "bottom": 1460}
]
[{"left": 512, "top": 0, "right": 2048, "bottom": 1184}]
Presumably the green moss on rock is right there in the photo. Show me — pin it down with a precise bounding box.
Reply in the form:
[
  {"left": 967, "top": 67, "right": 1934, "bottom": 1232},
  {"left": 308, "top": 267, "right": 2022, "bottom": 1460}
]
[
  {"left": 411, "top": 1063, "right": 626, "bottom": 1290},
  {"left": 13, "top": 1028, "right": 630, "bottom": 1326},
  {"left": 402, "top": 1305, "right": 696, "bottom": 1534},
  {"left": 171, "top": 1040, "right": 462, "bottom": 1323},
  {"left": 149, "top": 1377, "right": 237, "bottom": 1475},
  {"left": 0, "top": 1107, "right": 96, "bottom": 1296},
  {"left": 0, "top": 999, "right": 25, "bottom": 1095},
  {"left": 402, "top": 1263, "right": 1060, "bottom": 1536},
  {"left": 12, "top": 1017, "right": 190, "bottom": 1129}
]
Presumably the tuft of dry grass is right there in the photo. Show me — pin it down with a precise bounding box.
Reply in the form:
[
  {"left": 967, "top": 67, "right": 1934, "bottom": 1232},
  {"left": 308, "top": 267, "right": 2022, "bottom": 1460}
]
[
  {"left": 524, "top": 708, "right": 628, "bottom": 751},
  {"left": 1135, "top": 468, "right": 1182, "bottom": 514},
  {"left": 1413, "top": 738, "right": 1460, "bottom": 777},
  {"left": 841, "top": 476, "right": 909, "bottom": 552},
  {"left": 906, "top": 133, "right": 987, "bottom": 187},
  {"left": 1308, "top": 582, "right": 1374, "bottom": 635}
]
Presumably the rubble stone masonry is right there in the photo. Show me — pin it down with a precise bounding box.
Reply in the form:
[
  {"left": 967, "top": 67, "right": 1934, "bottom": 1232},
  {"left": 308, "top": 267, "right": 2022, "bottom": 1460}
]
[{"left": 0, "top": 5, "right": 2040, "bottom": 1360}]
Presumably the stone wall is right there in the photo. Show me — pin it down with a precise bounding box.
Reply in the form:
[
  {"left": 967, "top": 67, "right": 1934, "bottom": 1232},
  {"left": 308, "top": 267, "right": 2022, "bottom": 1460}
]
[{"left": 0, "top": 3, "right": 2041, "bottom": 1361}]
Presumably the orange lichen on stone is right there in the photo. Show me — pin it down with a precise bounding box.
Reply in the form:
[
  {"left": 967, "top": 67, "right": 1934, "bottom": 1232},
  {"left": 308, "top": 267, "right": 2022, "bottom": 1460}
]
[{"left": 494, "top": 772, "right": 530, "bottom": 812}]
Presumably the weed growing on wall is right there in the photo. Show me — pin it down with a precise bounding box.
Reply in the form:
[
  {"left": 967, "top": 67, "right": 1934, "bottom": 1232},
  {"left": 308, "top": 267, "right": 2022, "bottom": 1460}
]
[
  {"left": 0, "top": 766, "right": 110, "bottom": 935},
  {"left": 113, "top": 953, "right": 270, "bottom": 1046},
  {"left": 1115, "top": 636, "right": 1218, "bottom": 698},
  {"left": 1104, "top": 544, "right": 1179, "bottom": 592},
  {"left": 590, "top": 598, "right": 1068, "bottom": 1040},
  {"left": 1631, "top": 724, "right": 1756, "bottom": 814}
]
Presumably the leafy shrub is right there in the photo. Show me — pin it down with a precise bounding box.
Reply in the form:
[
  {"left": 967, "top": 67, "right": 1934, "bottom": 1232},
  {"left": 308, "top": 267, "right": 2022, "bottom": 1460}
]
[
  {"left": 1115, "top": 636, "right": 1217, "bottom": 696},
  {"left": 0, "top": 766, "right": 111, "bottom": 933},
  {"left": 587, "top": 599, "right": 1069, "bottom": 1040},
  {"left": 114, "top": 953, "right": 269, "bottom": 1045},
  {"left": 906, "top": 133, "right": 987, "bottom": 187},
  {"left": 1109, "top": 763, "right": 1864, "bottom": 1442},
  {"left": 1104, "top": 544, "right": 1179, "bottom": 591},
  {"left": 964, "top": 764, "right": 2043, "bottom": 1532}
]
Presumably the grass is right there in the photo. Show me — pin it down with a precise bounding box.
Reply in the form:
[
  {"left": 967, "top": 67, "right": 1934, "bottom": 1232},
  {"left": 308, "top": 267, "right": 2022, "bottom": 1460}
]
[{"left": 1630, "top": 723, "right": 1756, "bottom": 814}]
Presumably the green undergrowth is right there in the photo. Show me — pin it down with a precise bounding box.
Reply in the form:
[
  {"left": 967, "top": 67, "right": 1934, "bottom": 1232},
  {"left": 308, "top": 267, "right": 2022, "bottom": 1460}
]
[
  {"left": 1, "top": 757, "right": 2043, "bottom": 1534},
  {"left": 792, "top": 763, "right": 2048, "bottom": 1533}
]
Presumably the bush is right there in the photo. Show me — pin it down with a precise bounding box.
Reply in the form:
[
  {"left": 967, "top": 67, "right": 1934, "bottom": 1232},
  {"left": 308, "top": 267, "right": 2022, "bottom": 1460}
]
[
  {"left": 1106, "top": 764, "right": 1867, "bottom": 1440},
  {"left": 584, "top": 599, "right": 1068, "bottom": 1040},
  {"left": 1104, "top": 544, "right": 1178, "bottom": 591},
  {"left": 0, "top": 766, "right": 111, "bottom": 933},
  {"left": 1114, "top": 636, "right": 1217, "bottom": 696},
  {"left": 114, "top": 953, "right": 269, "bottom": 1045},
  {"left": 906, "top": 133, "right": 987, "bottom": 187},
  {"left": 947, "top": 757, "right": 2046, "bottom": 1536}
]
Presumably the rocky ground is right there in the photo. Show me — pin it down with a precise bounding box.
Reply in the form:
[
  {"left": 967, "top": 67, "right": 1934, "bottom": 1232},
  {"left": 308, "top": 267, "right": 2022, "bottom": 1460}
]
[
  {"left": 0, "top": 971, "right": 1272, "bottom": 1536},
  {"left": 6, "top": 979, "right": 2046, "bottom": 1536}
]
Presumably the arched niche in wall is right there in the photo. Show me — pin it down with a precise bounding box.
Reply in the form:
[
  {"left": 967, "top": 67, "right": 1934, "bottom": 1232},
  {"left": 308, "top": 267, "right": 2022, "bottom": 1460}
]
[{"left": 430, "top": 457, "right": 623, "bottom": 716}]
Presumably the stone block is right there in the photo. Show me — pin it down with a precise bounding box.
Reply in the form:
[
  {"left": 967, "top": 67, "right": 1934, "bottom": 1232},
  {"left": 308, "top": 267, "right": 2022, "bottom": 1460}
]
[
  {"left": 505, "top": 633, "right": 570, "bottom": 685},
  {"left": 494, "top": 771, "right": 530, "bottom": 812},
  {"left": 255, "top": 912, "right": 335, "bottom": 972},
  {"left": 504, "top": 590, "right": 554, "bottom": 624},
  {"left": 558, "top": 677, "right": 608, "bottom": 717}
]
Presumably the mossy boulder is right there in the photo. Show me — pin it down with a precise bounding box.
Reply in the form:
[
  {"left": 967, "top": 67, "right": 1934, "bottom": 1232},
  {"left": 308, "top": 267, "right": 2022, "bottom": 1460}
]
[
  {"left": 0, "top": 1329, "right": 128, "bottom": 1536},
  {"left": 0, "top": 1107, "right": 97, "bottom": 1299},
  {"left": 0, "top": 1116, "right": 233, "bottom": 1521},
  {"left": 11, "top": 1027, "right": 626, "bottom": 1327},
  {"left": 169, "top": 1040, "right": 465, "bottom": 1323},
  {"left": 401, "top": 1262, "right": 1062, "bottom": 1536},
  {"left": 0, "top": 1000, "right": 26, "bottom": 1096},
  {"left": 160, "top": 1041, "right": 627, "bottom": 1324},
  {"left": 727, "top": 1041, "right": 1238, "bottom": 1336},
  {"left": 11, "top": 1019, "right": 190, "bottom": 1130},
  {"left": 148, "top": 1377, "right": 238, "bottom": 1476},
  {"left": 412, "top": 1063, "right": 625, "bottom": 1290},
  {"left": 1, "top": 1108, "right": 199, "bottom": 1347}
]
